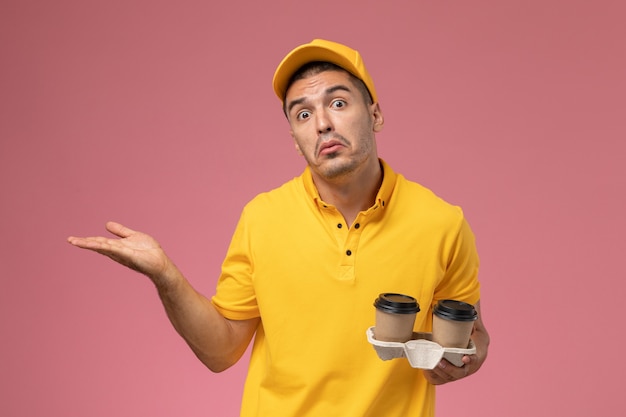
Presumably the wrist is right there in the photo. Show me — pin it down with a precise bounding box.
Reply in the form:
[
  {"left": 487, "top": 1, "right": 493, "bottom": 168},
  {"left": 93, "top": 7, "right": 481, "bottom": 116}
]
[{"left": 151, "top": 259, "right": 184, "bottom": 295}]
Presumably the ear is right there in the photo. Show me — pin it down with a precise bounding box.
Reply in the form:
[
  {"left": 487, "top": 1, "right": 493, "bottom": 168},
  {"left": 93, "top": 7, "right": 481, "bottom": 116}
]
[{"left": 371, "top": 103, "right": 384, "bottom": 132}]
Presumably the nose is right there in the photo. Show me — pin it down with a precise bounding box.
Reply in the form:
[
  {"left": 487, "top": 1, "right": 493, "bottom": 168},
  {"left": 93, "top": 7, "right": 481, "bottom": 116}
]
[{"left": 316, "top": 109, "right": 333, "bottom": 135}]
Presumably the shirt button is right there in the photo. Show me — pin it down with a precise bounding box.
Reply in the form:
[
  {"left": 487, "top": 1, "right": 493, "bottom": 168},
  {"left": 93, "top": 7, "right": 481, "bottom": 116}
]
[
  {"left": 337, "top": 223, "right": 342, "bottom": 228},
  {"left": 354, "top": 223, "right": 360, "bottom": 229},
  {"left": 346, "top": 250, "right": 352, "bottom": 256}
]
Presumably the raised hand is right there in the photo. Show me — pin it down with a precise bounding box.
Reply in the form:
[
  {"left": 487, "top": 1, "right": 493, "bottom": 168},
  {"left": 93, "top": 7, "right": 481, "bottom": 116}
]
[
  {"left": 68, "top": 222, "right": 259, "bottom": 371},
  {"left": 67, "top": 221, "right": 174, "bottom": 286}
]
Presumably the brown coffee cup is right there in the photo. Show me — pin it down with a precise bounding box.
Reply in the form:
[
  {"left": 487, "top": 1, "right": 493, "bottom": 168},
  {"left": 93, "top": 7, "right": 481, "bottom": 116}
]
[
  {"left": 373, "top": 293, "right": 420, "bottom": 343},
  {"left": 432, "top": 300, "right": 477, "bottom": 348}
]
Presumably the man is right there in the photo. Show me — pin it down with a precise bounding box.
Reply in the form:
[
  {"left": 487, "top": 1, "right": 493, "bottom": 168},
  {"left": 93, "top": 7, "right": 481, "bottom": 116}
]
[{"left": 68, "top": 39, "right": 490, "bottom": 416}]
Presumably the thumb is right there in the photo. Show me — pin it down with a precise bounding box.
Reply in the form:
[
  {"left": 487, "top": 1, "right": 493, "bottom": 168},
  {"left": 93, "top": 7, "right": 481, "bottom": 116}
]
[{"left": 105, "top": 221, "right": 136, "bottom": 238}]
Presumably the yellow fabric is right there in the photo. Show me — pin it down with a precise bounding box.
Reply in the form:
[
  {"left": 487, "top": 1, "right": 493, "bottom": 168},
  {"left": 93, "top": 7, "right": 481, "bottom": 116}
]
[
  {"left": 272, "top": 38, "right": 378, "bottom": 104},
  {"left": 212, "top": 160, "right": 481, "bottom": 417}
]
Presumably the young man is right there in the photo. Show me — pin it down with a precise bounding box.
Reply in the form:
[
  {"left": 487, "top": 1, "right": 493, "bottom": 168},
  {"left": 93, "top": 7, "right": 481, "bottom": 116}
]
[{"left": 68, "top": 39, "right": 490, "bottom": 416}]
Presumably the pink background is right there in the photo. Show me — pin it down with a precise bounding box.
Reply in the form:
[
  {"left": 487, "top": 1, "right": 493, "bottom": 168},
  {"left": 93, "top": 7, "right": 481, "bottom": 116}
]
[{"left": 1, "top": 1, "right": 625, "bottom": 416}]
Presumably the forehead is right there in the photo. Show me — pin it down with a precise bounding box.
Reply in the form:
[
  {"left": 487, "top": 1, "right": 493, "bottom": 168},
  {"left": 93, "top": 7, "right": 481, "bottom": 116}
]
[{"left": 285, "top": 69, "right": 356, "bottom": 102}]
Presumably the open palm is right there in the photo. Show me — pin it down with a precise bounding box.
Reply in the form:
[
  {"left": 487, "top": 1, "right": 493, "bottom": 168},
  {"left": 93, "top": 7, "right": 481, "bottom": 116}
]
[{"left": 68, "top": 221, "right": 171, "bottom": 281}]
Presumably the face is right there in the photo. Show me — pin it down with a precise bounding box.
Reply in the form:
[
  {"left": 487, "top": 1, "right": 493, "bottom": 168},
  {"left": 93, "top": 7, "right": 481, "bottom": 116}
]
[{"left": 285, "top": 70, "right": 384, "bottom": 181}]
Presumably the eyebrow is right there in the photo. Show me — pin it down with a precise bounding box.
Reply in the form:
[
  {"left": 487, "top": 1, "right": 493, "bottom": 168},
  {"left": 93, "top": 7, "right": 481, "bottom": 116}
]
[{"left": 286, "top": 84, "right": 353, "bottom": 114}]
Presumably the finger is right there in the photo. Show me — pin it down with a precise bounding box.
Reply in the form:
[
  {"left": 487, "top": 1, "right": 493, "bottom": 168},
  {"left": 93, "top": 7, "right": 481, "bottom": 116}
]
[
  {"left": 423, "top": 369, "right": 445, "bottom": 385},
  {"left": 432, "top": 361, "right": 455, "bottom": 381},
  {"left": 67, "top": 236, "right": 117, "bottom": 251},
  {"left": 438, "top": 360, "right": 469, "bottom": 380},
  {"left": 462, "top": 354, "right": 478, "bottom": 372},
  {"left": 67, "top": 236, "right": 98, "bottom": 247},
  {"left": 105, "top": 221, "right": 136, "bottom": 238}
]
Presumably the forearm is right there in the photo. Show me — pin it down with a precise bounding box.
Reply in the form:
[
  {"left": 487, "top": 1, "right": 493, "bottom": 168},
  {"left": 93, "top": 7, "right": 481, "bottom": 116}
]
[
  {"left": 68, "top": 223, "right": 257, "bottom": 371},
  {"left": 470, "top": 301, "right": 490, "bottom": 368},
  {"left": 154, "top": 263, "right": 257, "bottom": 372}
]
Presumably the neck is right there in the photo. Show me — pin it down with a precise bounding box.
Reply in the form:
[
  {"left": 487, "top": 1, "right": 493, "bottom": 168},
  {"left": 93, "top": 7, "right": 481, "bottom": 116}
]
[{"left": 313, "top": 159, "right": 383, "bottom": 226}]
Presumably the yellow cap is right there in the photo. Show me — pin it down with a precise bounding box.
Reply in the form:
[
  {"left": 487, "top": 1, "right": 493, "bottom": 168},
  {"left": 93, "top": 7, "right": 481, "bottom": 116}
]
[{"left": 272, "top": 39, "right": 378, "bottom": 104}]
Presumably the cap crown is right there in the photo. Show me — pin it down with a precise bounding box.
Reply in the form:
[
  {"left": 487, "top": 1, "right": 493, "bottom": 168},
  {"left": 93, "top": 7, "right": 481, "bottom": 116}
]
[{"left": 272, "top": 39, "right": 378, "bottom": 104}]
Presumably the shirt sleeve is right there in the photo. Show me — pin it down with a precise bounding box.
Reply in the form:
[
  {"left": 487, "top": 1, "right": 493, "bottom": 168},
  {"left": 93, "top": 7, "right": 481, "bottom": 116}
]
[
  {"left": 433, "top": 213, "right": 481, "bottom": 306},
  {"left": 211, "top": 208, "right": 261, "bottom": 320}
]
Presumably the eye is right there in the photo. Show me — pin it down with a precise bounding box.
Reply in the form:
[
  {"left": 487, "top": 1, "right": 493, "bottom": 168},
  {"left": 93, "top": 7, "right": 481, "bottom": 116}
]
[
  {"left": 296, "top": 110, "right": 311, "bottom": 121},
  {"left": 331, "top": 99, "right": 346, "bottom": 109}
]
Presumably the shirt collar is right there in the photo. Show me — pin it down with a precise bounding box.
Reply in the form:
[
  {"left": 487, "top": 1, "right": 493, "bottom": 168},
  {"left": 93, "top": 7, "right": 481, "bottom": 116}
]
[{"left": 302, "top": 158, "right": 397, "bottom": 211}]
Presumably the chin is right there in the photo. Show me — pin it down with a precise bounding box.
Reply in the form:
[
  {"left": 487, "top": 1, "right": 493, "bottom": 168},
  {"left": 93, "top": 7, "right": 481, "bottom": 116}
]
[{"left": 320, "top": 160, "right": 356, "bottom": 179}]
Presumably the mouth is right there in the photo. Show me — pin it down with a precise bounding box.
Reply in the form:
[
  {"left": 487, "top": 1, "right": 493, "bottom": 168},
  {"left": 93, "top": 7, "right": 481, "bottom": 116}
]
[{"left": 317, "top": 137, "right": 347, "bottom": 157}]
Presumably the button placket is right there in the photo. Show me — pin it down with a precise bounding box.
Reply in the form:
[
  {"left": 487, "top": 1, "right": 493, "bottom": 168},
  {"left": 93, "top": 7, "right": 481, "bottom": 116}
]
[{"left": 341, "top": 216, "right": 366, "bottom": 265}]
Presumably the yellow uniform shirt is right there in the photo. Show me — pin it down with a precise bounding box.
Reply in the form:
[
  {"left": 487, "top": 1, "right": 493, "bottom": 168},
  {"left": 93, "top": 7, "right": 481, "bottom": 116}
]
[{"left": 212, "top": 160, "right": 481, "bottom": 417}]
